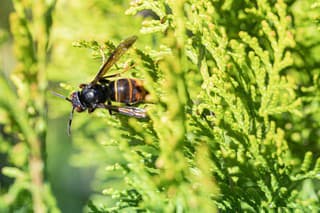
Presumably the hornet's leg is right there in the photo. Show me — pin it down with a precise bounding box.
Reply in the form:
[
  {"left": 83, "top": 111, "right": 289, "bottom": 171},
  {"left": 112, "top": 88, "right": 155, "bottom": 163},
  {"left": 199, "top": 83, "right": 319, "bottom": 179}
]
[{"left": 107, "top": 100, "right": 112, "bottom": 115}]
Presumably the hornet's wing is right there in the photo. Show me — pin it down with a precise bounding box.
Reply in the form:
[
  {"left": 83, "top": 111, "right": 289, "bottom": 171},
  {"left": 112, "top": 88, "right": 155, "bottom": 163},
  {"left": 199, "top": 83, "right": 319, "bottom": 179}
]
[{"left": 90, "top": 36, "right": 137, "bottom": 84}]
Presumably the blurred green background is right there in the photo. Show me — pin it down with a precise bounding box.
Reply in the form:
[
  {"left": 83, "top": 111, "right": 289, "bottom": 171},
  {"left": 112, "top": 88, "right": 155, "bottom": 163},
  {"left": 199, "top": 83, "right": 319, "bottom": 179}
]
[{"left": 0, "top": 0, "right": 148, "bottom": 212}]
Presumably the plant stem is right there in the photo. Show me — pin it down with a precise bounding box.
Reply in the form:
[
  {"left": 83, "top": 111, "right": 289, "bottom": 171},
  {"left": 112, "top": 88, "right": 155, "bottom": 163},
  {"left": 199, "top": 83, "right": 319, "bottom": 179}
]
[{"left": 10, "top": 0, "right": 56, "bottom": 211}]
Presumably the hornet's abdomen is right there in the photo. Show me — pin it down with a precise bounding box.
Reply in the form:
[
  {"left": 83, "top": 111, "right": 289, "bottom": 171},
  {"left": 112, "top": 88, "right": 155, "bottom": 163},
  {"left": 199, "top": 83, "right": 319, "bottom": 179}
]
[{"left": 109, "top": 78, "right": 148, "bottom": 104}]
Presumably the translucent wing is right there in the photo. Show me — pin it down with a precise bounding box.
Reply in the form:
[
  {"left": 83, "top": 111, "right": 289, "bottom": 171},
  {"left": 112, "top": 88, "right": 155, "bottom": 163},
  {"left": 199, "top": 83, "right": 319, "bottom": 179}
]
[
  {"left": 90, "top": 36, "right": 137, "bottom": 84},
  {"left": 96, "top": 104, "right": 147, "bottom": 118}
]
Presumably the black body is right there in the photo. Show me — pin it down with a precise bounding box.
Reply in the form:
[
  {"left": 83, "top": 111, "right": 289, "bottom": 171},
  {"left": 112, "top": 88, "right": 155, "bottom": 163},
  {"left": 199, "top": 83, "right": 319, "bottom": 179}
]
[{"left": 75, "top": 78, "right": 147, "bottom": 113}]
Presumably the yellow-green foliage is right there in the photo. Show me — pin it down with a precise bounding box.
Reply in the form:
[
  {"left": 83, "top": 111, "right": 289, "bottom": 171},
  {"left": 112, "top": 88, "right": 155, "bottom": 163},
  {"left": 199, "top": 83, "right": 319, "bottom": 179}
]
[{"left": 0, "top": 0, "right": 320, "bottom": 212}]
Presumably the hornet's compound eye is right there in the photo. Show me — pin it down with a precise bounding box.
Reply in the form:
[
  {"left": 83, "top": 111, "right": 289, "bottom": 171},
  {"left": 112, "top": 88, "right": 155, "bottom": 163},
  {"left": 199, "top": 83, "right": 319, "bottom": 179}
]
[{"left": 70, "top": 92, "right": 86, "bottom": 112}]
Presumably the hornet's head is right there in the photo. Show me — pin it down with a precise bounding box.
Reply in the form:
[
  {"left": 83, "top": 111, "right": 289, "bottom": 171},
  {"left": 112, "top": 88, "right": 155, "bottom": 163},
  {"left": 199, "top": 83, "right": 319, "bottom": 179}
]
[
  {"left": 52, "top": 91, "right": 86, "bottom": 136},
  {"left": 70, "top": 91, "right": 87, "bottom": 112}
]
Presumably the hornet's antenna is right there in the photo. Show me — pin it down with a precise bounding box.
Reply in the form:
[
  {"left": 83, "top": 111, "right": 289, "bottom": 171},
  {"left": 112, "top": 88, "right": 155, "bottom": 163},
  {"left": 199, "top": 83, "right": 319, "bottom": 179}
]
[
  {"left": 52, "top": 91, "right": 74, "bottom": 136},
  {"left": 51, "top": 91, "right": 72, "bottom": 102},
  {"left": 67, "top": 107, "right": 75, "bottom": 136}
]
